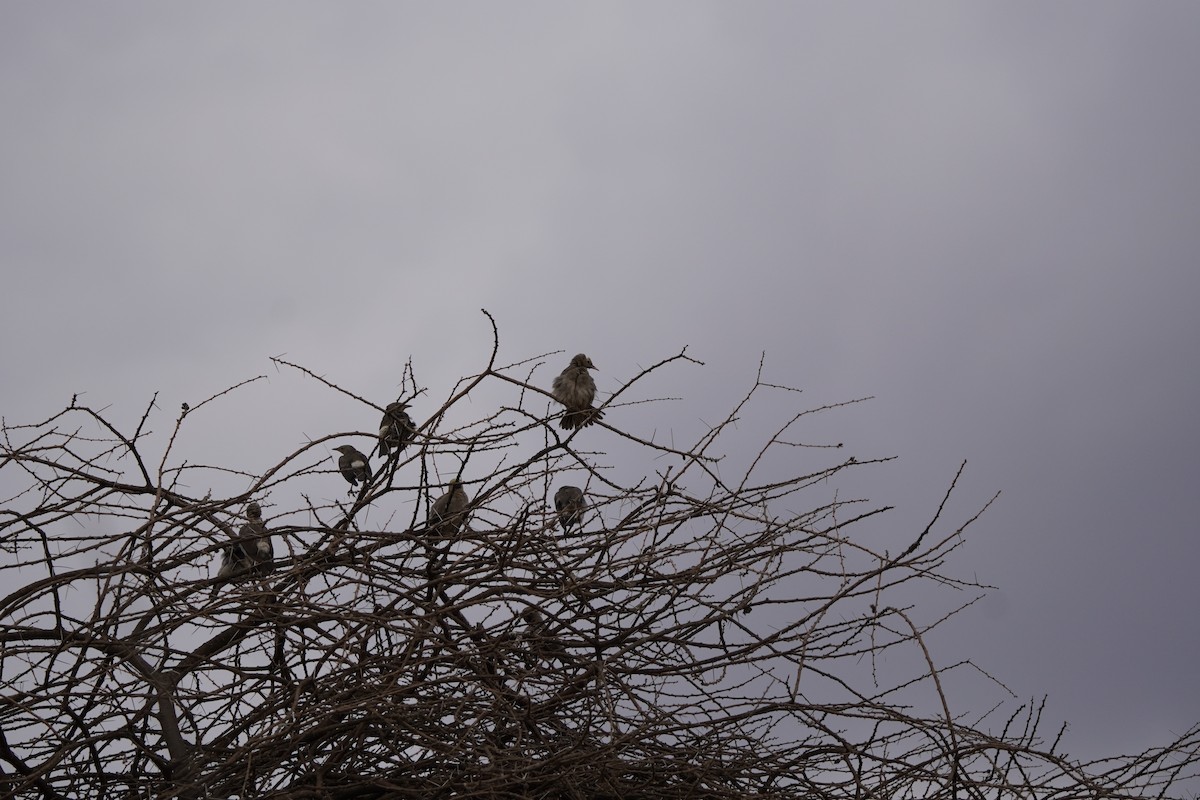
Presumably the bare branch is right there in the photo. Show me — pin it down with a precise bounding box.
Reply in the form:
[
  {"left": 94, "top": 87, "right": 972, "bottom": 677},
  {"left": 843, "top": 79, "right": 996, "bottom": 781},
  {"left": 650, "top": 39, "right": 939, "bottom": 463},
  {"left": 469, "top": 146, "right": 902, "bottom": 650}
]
[{"left": 0, "top": 334, "right": 1194, "bottom": 800}]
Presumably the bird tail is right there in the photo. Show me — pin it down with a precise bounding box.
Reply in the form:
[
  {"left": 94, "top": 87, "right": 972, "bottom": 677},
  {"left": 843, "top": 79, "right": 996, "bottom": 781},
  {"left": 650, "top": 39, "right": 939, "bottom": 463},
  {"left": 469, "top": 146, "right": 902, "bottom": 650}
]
[{"left": 560, "top": 407, "right": 604, "bottom": 430}]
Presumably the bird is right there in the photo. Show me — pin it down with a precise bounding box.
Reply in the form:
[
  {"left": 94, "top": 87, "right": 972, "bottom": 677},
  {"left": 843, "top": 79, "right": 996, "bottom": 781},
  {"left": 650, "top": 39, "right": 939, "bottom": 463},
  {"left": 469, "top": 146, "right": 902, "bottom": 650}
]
[
  {"left": 242, "top": 502, "right": 274, "bottom": 573},
  {"left": 217, "top": 502, "right": 274, "bottom": 580},
  {"left": 217, "top": 541, "right": 249, "bottom": 580},
  {"left": 554, "top": 485, "right": 586, "bottom": 533},
  {"left": 428, "top": 480, "right": 470, "bottom": 539},
  {"left": 519, "top": 606, "right": 567, "bottom": 660},
  {"left": 519, "top": 607, "right": 547, "bottom": 644},
  {"left": 551, "top": 353, "right": 603, "bottom": 430},
  {"left": 334, "top": 445, "right": 372, "bottom": 492},
  {"left": 378, "top": 401, "right": 416, "bottom": 459}
]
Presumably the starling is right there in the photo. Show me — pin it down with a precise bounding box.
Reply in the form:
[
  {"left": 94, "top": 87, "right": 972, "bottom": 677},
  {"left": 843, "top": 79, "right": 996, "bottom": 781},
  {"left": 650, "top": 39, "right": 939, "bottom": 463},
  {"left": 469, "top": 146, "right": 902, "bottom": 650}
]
[
  {"left": 428, "top": 479, "right": 470, "bottom": 538},
  {"left": 554, "top": 485, "right": 587, "bottom": 533},
  {"left": 378, "top": 401, "right": 416, "bottom": 459},
  {"left": 520, "top": 606, "right": 566, "bottom": 660},
  {"left": 243, "top": 502, "right": 274, "bottom": 572},
  {"left": 217, "top": 541, "right": 249, "bottom": 580},
  {"left": 334, "top": 445, "right": 372, "bottom": 490},
  {"left": 551, "top": 353, "right": 603, "bottom": 430},
  {"left": 218, "top": 502, "right": 274, "bottom": 580}
]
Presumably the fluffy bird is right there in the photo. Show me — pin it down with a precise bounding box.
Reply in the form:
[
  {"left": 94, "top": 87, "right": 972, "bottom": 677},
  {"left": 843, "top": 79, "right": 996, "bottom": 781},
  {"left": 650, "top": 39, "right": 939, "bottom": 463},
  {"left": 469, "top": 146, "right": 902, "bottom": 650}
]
[
  {"left": 428, "top": 480, "right": 470, "bottom": 538},
  {"left": 378, "top": 401, "right": 416, "bottom": 459},
  {"left": 334, "top": 445, "right": 372, "bottom": 491},
  {"left": 551, "top": 353, "right": 603, "bottom": 430},
  {"left": 217, "top": 502, "right": 274, "bottom": 580},
  {"left": 554, "top": 485, "right": 587, "bottom": 533}
]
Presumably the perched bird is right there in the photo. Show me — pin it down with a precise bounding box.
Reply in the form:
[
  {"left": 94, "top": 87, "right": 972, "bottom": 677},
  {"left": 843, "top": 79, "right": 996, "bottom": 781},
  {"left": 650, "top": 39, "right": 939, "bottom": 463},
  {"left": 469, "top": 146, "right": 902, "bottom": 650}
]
[
  {"left": 217, "top": 502, "right": 274, "bottom": 580},
  {"left": 551, "top": 353, "right": 603, "bottom": 430},
  {"left": 554, "top": 485, "right": 587, "bottom": 533},
  {"left": 378, "top": 401, "right": 416, "bottom": 459},
  {"left": 520, "top": 606, "right": 545, "bottom": 631},
  {"left": 242, "top": 502, "right": 274, "bottom": 570},
  {"left": 217, "top": 542, "right": 249, "bottom": 580},
  {"left": 520, "top": 606, "right": 566, "bottom": 660},
  {"left": 428, "top": 479, "right": 470, "bottom": 538},
  {"left": 334, "top": 445, "right": 372, "bottom": 491}
]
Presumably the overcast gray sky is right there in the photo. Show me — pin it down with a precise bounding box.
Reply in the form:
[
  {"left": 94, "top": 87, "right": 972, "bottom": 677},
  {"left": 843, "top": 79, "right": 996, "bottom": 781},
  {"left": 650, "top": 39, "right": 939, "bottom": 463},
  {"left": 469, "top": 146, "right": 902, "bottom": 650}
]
[{"left": 2, "top": 2, "right": 1198, "bottom": 765}]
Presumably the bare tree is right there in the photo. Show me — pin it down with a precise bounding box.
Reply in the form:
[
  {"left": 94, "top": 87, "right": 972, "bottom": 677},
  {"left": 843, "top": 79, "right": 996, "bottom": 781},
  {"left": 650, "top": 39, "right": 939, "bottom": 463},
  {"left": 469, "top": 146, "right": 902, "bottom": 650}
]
[{"left": 1, "top": 315, "right": 1197, "bottom": 799}]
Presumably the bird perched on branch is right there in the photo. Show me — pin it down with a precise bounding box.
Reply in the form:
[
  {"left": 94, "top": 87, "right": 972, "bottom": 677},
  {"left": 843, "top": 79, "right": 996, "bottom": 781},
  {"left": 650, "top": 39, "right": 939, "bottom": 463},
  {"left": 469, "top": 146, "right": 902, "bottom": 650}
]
[
  {"left": 520, "top": 606, "right": 567, "bottom": 661},
  {"left": 428, "top": 479, "right": 470, "bottom": 538},
  {"left": 378, "top": 401, "right": 416, "bottom": 459},
  {"left": 554, "top": 485, "right": 587, "bottom": 533},
  {"left": 217, "top": 502, "right": 274, "bottom": 581},
  {"left": 551, "top": 353, "right": 603, "bottom": 430},
  {"left": 333, "top": 445, "right": 371, "bottom": 493}
]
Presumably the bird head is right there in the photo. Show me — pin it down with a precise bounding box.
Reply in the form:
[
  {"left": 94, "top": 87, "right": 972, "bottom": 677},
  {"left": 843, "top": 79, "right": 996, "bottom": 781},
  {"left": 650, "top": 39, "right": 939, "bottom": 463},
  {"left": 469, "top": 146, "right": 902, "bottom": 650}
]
[
  {"left": 246, "top": 502, "right": 262, "bottom": 520},
  {"left": 571, "top": 353, "right": 596, "bottom": 370}
]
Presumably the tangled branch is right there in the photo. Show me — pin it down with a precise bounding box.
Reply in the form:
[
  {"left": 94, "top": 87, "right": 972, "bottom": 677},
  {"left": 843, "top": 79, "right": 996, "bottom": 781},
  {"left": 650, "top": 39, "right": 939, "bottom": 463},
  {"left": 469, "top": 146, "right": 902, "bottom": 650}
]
[{"left": 1, "top": 324, "right": 1196, "bottom": 799}]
